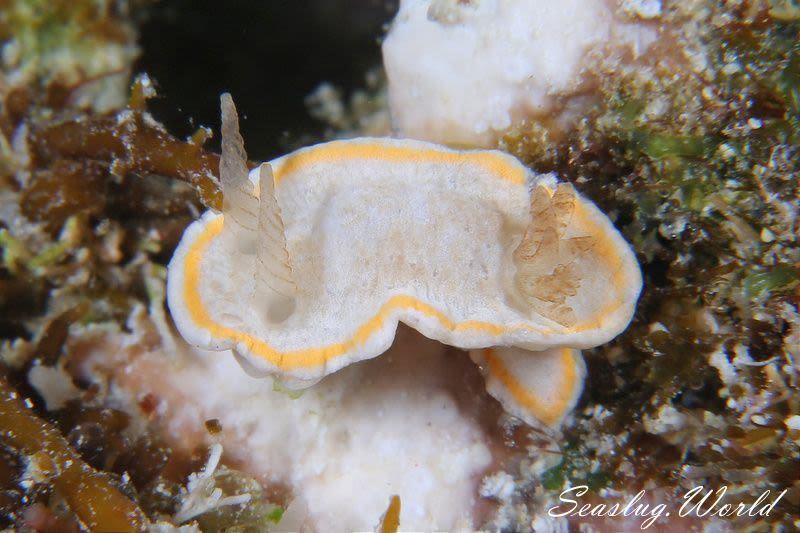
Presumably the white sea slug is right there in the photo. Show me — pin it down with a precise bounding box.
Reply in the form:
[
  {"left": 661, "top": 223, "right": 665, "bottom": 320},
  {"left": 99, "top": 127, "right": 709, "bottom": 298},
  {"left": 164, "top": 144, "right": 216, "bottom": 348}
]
[{"left": 166, "top": 95, "right": 642, "bottom": 430}]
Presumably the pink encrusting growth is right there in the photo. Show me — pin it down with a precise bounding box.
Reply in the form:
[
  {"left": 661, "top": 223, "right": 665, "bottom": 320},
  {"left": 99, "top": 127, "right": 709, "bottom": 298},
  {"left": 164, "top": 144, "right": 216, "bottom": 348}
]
[{"left": 73, "top": 316, "right": 498, "bottom": 530}]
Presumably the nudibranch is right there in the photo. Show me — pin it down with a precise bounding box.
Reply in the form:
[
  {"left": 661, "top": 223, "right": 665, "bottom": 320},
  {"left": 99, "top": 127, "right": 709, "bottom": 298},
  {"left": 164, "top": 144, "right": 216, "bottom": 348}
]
[{"left": 166, "top": 95, "right": 642, "bottom": 430}]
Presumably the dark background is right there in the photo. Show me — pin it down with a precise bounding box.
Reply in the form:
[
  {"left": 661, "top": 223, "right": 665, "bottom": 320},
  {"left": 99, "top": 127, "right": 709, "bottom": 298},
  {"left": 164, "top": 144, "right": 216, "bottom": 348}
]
[{"left": 137, "top": 0, "right": 398, "bottom": 161}]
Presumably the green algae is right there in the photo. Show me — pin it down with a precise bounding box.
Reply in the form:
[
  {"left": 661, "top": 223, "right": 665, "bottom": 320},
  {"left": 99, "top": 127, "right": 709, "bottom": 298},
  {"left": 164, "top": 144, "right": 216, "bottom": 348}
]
[
  {"left": 26, "top": 216, "right": 80, "bottom": 270},
  {"left": 742, "top": 264, "right": 799, "bottom": 299},
  {"left": 541, "top": 440, "right": 610, "bottom": 493},
  {"left": 637, "top": 132, "right": 712, "bottom": 160},
  {"left": 0, "top": 230, "right": 27, "bottom": 274}
]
